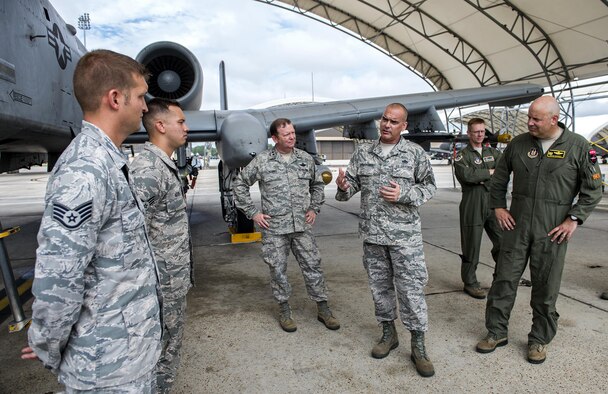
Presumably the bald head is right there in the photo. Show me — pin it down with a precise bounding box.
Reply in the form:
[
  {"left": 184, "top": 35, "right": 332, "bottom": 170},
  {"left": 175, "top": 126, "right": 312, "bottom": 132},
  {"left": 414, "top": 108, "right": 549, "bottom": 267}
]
[
  {"left": 527, "top": 95, "right": 561, "bottom": 139},
  {"left": 531, "top": 96, "right": 560, "bottom": 117}
]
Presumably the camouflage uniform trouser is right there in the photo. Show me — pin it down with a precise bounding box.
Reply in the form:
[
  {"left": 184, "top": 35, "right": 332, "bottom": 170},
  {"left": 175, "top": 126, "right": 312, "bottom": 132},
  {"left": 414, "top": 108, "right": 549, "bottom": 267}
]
[
  {"left": 261, "top": 230, "right": 328, "bottom": 303},
  {"left": 63, "top": 370, "right": 155, "bottom": 393},
  {"left": 363, "top": 242, "right": 428, "bottom": 332},
  {"left": 156, "top": 295, "right": 188, "bottom": 393}
]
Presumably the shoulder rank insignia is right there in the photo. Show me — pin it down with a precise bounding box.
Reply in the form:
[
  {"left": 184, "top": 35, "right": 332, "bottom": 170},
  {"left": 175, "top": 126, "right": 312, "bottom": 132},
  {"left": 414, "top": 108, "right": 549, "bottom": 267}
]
[
  {"left": 546, "top": 149, "right": 566, "bottom": 159},
  {"left": 52, "top": 200, "right": 93, "bottom": 230}
]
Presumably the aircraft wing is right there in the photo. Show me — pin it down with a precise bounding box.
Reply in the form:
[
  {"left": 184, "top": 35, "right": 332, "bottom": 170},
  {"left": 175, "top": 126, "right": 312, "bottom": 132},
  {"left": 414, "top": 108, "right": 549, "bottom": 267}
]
[
  {"left": 127, "top": 83, "right": 542, "bottom": 168},
  {"left": 243, "top": 83, "right": 543, "bottom": 133}
]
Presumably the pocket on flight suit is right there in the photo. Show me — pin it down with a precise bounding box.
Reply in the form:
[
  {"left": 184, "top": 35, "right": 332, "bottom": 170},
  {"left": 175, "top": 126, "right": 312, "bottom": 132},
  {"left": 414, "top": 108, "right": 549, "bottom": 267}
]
[{"left": 534, "top": 238, "right": 559, "bottom": 285}]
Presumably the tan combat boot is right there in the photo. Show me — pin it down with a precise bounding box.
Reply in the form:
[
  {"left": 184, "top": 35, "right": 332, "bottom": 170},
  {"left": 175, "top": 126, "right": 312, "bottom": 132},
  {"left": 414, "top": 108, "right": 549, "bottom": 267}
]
[
  {"left": 464, "top": 285, "right": 487, "bottom": 299},
  {"left": 476, "top": 333, "right": 508, "bottom": 353},
  {"left": 371, "top": 321, "right": 399, "bottom": 359},
  {"left": 411, "top": 331, "right": 435, "bottom": 377},
  {"left": 527, "top": 343, "right": 547, "bottom": 364},
  {"left": 317, "top": 301, "right": 340, "bottom": 330},
  {"left": 279, "top": 302, "right": 297, "bottom": 332}
]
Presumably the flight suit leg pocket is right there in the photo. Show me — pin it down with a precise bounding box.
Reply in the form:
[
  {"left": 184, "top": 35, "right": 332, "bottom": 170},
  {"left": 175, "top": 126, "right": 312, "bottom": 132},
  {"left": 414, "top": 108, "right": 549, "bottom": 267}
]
[{"left": 533, "top": 239, "right": 558, "bottom": 285}]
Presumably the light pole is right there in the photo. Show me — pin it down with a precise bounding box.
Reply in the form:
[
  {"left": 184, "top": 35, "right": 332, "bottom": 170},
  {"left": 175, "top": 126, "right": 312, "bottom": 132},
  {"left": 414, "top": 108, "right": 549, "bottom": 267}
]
[{"left": 78, "top": 13, "right": 91, "bottom": 47}]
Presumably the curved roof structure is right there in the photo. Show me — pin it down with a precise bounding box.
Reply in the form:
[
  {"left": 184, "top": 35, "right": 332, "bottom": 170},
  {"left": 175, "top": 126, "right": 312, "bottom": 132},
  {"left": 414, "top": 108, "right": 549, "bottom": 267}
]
[{"left": 258, "top": 0, "right": 608, "bottom": 126}]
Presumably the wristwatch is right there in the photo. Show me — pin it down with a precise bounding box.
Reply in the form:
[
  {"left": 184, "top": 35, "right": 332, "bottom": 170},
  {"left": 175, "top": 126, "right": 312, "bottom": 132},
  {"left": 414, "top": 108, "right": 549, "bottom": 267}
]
[{"left": 570, "top": 215, "right": 579, "bottom": 223}]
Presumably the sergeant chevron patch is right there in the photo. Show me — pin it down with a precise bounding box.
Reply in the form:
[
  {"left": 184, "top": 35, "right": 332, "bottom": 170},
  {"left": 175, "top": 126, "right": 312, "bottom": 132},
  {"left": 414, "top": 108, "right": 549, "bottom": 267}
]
[{"left": 52, "top": 200, "right": 93, "bottom": 230}]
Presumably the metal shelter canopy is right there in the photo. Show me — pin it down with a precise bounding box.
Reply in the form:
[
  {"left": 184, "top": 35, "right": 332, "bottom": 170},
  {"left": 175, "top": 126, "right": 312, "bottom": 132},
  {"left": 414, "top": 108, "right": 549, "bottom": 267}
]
[{"left": 257, "top": 0, "right": 608, "bottom": 130}]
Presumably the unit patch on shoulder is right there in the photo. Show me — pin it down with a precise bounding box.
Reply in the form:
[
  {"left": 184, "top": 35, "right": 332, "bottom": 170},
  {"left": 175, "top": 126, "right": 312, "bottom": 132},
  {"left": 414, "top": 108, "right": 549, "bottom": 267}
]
[
  {"left": 454, "top": 154, "right": 463, "bottom": 162},
  {"left": 592, "top": 173, "right": 601, "bottom": 180},
  {"left": 589, "top": 148, "right": 598, "bottom": 164},
  {"left": 546, "top": 149, "right": 566, "bottom": 159},
  {"left": 52, "top": 200, "right": 93, "bottom": 230}
]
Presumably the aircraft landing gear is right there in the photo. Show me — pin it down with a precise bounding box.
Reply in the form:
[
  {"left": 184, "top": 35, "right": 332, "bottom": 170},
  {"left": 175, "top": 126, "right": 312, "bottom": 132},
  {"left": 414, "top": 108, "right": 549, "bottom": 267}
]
[{"left": 218, "top": 161, "right": 257, "bottom": 241}]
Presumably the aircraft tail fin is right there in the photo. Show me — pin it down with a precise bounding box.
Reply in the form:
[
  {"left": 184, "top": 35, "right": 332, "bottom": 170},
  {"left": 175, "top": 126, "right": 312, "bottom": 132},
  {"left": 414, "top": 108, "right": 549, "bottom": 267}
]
[{"left": 220, "top": 61, "right": 228, "bottom": 110}]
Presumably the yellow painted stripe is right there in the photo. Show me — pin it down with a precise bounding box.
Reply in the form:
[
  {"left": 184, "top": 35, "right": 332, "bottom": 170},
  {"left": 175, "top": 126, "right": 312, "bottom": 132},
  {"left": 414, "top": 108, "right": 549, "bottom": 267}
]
[{"left": 0, "top": 279, "right": 33, "bottom": 311}]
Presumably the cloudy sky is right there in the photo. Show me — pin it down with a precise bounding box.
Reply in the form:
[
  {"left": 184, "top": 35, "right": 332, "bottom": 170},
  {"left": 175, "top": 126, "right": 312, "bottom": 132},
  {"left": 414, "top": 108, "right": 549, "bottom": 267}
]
[{"left": 50, "top": 0, "right": 432, "bottom": 111}]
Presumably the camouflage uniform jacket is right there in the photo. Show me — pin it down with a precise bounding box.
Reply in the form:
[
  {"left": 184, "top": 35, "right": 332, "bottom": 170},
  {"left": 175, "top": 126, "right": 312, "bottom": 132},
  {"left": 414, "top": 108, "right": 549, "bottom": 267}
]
[
  {"left": 335, "top": 138, "right": 436, "bottom": 246},
  {"left": 28, "top": 122, "right": 162, "bottom": 390},
  {"left": 131, "top": 142, "right": 193, "bottom": 301},
  {"left": 234, "top": 147, "right": 325, "bottom": 235}
]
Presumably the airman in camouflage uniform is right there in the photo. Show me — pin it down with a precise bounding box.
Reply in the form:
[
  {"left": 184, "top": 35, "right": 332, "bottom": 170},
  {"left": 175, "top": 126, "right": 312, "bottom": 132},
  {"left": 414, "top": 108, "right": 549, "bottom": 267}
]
[
  {"left": 234, "top": 118, "right": 339, "bottom": 333},
  {"left": 22, "top": 50, "right": 161, "bottom": 393},
  {"left": 335, "top": 103, "right": 436, "bottom": 377},
  {"left": 454, "top": 118, "right": 502, "bottom": 299},
  {"left": 131, "top": 98, "right": 194, "bottom": 393}
]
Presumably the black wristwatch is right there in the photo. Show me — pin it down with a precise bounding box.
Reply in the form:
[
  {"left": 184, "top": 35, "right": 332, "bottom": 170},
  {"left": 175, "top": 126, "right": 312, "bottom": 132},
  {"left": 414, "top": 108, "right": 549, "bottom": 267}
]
[{"left": 569, "top": 215, "right": 579, "bottom": 223}]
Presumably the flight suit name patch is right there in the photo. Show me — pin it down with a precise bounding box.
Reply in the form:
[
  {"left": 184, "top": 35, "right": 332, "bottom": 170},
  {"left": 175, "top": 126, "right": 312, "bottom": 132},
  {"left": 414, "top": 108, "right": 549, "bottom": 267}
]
[
  {"left": 483, "top": 156, "right": 495, "bottom": 162},
  {"left": 546, "top": 149, "right": 565, "bottom": 159}
]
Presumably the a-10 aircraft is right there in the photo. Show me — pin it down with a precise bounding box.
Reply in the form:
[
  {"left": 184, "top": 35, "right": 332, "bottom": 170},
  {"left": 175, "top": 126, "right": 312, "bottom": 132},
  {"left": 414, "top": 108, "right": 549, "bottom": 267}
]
[{"left": 0, "top": 0, "right": 544, "bottom": 232}]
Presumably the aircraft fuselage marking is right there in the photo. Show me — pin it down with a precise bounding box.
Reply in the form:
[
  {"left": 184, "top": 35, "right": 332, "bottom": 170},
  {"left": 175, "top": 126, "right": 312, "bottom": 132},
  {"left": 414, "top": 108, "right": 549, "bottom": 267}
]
[
  {"left": 9, "top": 90, "right": 32, "bottom": 105},
  {"left": 47, "top": 23, "right": 72, "bottom": 69}
]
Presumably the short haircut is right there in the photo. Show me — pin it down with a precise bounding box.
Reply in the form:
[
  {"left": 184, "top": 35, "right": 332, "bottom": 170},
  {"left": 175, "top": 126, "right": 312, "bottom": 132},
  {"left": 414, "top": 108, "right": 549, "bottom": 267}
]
[
  {"left": 269, "top": 118, "right": 293, "bottom": 137},
  {"left": 73, "top": 49, "right": 149, "bottom": 113},
  {"left": 467, "top": 117, "right": 486, "bottom": 132},
  {"left": 386, "top": 103, "right": 409, "bottom": 121},
  {"left": 142, "top": 98, "right": 181, "bottom": 134}
]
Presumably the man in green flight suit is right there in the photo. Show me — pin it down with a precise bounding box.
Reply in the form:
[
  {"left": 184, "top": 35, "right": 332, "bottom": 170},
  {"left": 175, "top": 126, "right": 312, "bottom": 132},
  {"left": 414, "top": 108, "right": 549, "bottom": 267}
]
[
  {"left": 454, "top": 118, "right": 502, "bottom": 299},
  {"left": 476, "top": 96, "right": 603, "bottom": 364}
]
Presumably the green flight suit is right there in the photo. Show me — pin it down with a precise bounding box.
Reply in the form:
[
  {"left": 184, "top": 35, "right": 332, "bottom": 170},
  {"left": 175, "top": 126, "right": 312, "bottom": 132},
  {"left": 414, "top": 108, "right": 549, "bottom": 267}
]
[
  {"left": 486, "top": 126, "right": 602, "bottom": 346},
  {"left": 454, "top": 145, "right": 503, "bottom": 287}
]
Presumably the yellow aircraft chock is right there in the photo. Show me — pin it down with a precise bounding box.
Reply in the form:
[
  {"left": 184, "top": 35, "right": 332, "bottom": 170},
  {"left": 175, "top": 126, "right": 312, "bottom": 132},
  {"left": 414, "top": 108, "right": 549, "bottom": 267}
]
[{"left": 229, "top": 227, "right": 262, "bottom": 244}]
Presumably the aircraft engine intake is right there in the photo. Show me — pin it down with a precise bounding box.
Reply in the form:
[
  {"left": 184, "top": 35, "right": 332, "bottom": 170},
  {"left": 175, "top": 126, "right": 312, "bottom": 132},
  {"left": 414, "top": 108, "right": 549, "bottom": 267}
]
[{"left": 136, "top": 41, "right": 203, "bottom": 110}]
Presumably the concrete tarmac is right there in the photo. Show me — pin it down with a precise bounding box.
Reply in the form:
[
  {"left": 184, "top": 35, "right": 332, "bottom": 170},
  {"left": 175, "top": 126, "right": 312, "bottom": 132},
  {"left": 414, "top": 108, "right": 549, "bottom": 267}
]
[{"left": 1, "top": 164, "right": 607, "bottom": 393}]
